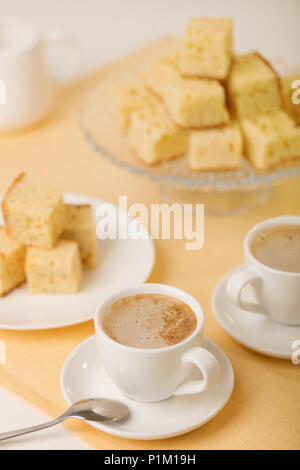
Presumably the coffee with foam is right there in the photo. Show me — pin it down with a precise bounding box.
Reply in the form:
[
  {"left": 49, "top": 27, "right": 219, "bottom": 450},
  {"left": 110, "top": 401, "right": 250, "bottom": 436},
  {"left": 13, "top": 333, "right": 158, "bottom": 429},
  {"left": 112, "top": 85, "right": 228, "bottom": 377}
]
[
  {"left": 102, "top": 294, "right": 197, "bottom": 349},
  {"left": 251, "top": 225, "right": 300, "bottom": 273}
]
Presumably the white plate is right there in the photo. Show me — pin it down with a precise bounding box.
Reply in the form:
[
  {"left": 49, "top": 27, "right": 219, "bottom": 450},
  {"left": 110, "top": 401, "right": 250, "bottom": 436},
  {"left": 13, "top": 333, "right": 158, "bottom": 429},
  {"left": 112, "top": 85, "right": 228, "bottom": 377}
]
[
  {"left": 61, "top": 335, "right": 234, "bottom": 440},
  {"left": 212, "top": 266, "right": 300, "bottom": 359},
  {"left": 0, "top": 193, "right": 155, "bottom": 330}
]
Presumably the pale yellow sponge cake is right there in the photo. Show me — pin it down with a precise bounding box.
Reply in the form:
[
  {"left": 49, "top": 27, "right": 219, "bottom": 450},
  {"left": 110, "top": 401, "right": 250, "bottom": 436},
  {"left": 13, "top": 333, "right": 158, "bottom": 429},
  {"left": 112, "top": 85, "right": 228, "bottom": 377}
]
[
  {"left": 227, "top": 52, "right": 282, "bottom": 119},
  {"left": 0, "top": 227, "right": 26, "bottom": 296},
  {"left": 144, "top": 50, "right": 229, "bottom": 128},
  {"left": 127, "top": 93, "right": 188, "bottom": 164},
  {"left": 188, "top": 121, "right": 243, "bottom": 170},
  {"left": 26, "top": 240, "right": 82, "bottom": 294},
  {"left": 2, "top": 173, "right": 65, "bottom": 249},
  {"left": 114, "top": 82, "right": 154, "bottom": 131},
  {"left": 240, "top": 110, "right": 300, "bottom": 170},
  {"left": 281, "top": 74, "right": 300, "bottom": 124},
  {"left": 180, "top": 17, "right": 233, "bottom": 79},
  {"left": 143, "top": 49, "right": 180, "bottom": 90},
  {"left": 62, "top": 204, "right": 98, "bottom": 269}
]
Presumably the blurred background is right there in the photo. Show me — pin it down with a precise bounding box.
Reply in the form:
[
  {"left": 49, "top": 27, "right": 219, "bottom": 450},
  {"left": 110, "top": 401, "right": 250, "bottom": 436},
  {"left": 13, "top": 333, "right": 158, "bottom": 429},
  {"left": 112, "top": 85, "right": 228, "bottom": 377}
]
[{"left": 1, "top": 0, "right": 299, "bottom": 78}]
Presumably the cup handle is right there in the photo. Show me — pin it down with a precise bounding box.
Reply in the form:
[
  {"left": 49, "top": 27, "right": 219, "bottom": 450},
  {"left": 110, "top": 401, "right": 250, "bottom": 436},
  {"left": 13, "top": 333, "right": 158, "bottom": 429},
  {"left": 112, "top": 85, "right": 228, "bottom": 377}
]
[
  {"left": 173, "top": 347, "right": 220, "bottom": 396},
  {"left": 41, "top": 31, "right": 79, "bottom": 84},
  {"left": 226, "top": 266, "right": 266, "bottom": 314}
]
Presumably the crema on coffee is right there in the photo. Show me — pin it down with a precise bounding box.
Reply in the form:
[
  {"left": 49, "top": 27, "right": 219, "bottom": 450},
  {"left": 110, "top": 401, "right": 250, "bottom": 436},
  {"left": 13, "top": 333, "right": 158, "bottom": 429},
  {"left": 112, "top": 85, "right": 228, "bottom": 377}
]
[
  {"left": 102, "top": 294, "right": 197, "bottom": 349},
  {"left": 251, "top": 225, "right": 300, "bottom": 273}
]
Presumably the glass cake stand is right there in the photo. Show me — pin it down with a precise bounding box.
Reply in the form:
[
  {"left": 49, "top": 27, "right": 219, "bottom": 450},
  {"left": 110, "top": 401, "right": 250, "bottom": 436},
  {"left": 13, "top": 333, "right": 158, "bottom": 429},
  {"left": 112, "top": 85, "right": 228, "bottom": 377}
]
[{"left": 80, "top": 72, "right": 300, "bottom": 215}]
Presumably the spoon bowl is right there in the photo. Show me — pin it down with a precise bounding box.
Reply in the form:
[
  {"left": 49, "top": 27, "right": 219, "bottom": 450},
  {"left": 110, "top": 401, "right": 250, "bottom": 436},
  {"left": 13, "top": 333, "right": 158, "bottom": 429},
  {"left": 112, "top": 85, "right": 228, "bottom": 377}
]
[{"left": 66, "top": 398, "right": 130, "bottom": 422}]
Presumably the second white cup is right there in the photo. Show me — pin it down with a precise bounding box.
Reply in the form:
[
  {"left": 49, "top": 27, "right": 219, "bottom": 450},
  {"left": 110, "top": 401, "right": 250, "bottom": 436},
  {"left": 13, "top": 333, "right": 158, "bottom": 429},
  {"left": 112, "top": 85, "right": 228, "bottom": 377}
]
[{"left": 226, "top": 216, "right": 300, "bottom": 326}]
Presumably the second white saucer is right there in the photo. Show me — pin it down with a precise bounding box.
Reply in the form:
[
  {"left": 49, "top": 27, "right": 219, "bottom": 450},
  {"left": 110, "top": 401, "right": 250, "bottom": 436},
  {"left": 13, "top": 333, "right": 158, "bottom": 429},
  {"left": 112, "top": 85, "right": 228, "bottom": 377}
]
[
  {"left": 212, "top": 266, "right": 300, "bottom": 359},
  {"left": 61, "top": 335, "right": 234, "bottom": 440}
]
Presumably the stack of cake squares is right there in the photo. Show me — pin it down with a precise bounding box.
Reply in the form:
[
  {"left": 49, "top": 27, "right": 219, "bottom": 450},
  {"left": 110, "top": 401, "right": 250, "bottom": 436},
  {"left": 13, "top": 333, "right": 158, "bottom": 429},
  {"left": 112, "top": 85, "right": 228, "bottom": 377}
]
[
  {"left": 116, "top": 17, "right": 300, "bottom": 171},
  {"left": 0, "top": 173, "right": 97, "bottom": 296}
]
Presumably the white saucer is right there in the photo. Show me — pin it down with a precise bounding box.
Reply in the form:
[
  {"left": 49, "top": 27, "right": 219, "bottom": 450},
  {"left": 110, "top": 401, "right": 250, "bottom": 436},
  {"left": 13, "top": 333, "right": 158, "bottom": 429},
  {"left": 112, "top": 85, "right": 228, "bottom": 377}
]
[
  {"left": 61, "top": 335, "right": 234, "bottom": 440},
  {"left": 0, "top": 193, "right": 155, "bottom": 330},
  {"left": 212, "top": 266, "right": 300, "bottom": 359}
]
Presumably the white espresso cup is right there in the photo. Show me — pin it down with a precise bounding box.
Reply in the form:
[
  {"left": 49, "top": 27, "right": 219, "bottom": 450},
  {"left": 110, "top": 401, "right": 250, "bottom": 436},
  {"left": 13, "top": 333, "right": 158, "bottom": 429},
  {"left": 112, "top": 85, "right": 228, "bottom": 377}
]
[
  {"left": 94, "top": 283, "right": 220, "bottom": 403},
  {"left": 226, "top": 216, "right": 300, "bottom": 326},
  {"left": 0, "top": 17, "right": 78, "bottom": 130}
]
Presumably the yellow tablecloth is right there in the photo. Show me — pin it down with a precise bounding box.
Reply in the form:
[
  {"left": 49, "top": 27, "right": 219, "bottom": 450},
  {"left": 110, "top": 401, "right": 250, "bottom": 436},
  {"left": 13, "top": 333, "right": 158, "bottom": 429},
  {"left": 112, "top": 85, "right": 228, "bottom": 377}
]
[{"left": 0, "top": 71, "right": 299, "bottom": 450}]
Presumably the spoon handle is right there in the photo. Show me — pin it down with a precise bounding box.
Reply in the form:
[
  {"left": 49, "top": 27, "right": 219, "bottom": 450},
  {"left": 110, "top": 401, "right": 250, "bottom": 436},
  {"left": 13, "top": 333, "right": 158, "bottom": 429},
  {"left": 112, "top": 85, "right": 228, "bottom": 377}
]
[{"left": 0, "top": 415, "right": 66, "bottom": 442}]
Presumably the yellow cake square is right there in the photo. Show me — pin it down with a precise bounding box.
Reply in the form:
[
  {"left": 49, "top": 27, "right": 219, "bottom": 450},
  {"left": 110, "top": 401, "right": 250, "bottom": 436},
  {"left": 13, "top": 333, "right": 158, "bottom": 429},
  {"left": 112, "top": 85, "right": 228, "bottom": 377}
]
[
  {"left": 126, "top": 92, "right": 188, "bottom": 164},
  {"left": 26, "top": 239, "right": 82, "bottom": 294},
  {"left": 240, "top": 110, "right": 300, "bottom": 169},
  {"left": 2, "top": 173, "right": 65, "bottom": 249},
  {"left": 0, "top": 227, "right": 26, "bottom": 296},
  {"left": 62, "top": 204, "right": 98, "bottom": 269},
  {"left": 188, "top": 121, "right": 243, "bottom": 170},
  {"left": 227, "top": 52, "right": 282, "bottom": 119},
  {"left": 180, "top": 17, "right": 233, "bottom": 79},
  {"left": 114, "top": 82, "right": 154, "bottom": 131},
  {"left": 144, "top": 50, "right": 229, "bottom": 128},
  {"left": 281, "top": 74, "right": 300, "bottom": 124}
]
